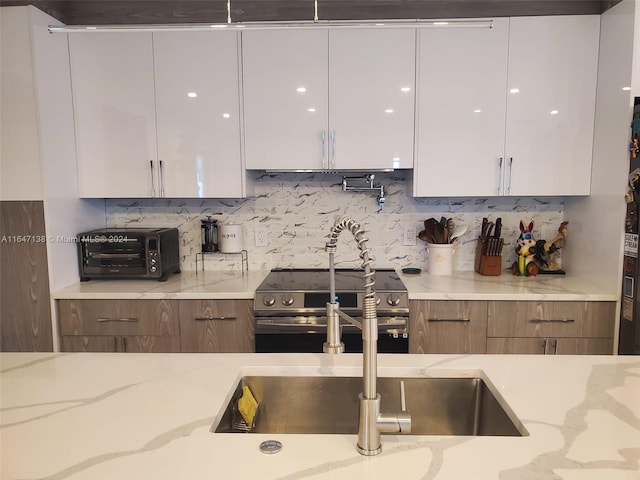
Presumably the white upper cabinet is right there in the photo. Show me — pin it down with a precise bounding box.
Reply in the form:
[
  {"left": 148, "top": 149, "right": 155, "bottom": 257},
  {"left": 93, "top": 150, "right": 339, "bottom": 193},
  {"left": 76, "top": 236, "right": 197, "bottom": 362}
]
[
  {"left": 413, "top": 15, "right": 599, "bottom": 197},
  {"left": 70, "top": 31, "right": 244, "bottom": 198},
  {"left": 70, "top": 33, "right": 157, "bottom": 198},
  {"left": 154, "top": 31, "right": 243, "bottom": 198},
  {"left": 328, "top": 29, "right": 416, "bottom": 170},
  {"left": 242, "top": 29, "right": 329, "bottom": 170},
  {"left": 505, "top": 15, "right": 600, "bottom": 196},
  {"left": 242, "top": 28, "right": 416, "bottom": 170},
  {"left": 413, "top": 19, "right": 509, "bottom": 197}
]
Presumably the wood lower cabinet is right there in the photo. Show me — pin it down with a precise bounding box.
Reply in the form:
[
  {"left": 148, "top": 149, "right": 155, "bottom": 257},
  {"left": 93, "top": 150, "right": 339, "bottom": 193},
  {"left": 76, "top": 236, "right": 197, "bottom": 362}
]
[
  {"left": 486, "top": 301, "right": 616, "bottom": 355},
  {"left": 486, "top": 337, "right": 614, "bottom": 355},
  {"left": 409, "top": 300, "right": 488, "bottom": 354},
  {"left": 58, "top": 299, "right": 180, "bottom": 352},
  {"left": 179, "top": 300, "right": 253, "bottom": 353}
]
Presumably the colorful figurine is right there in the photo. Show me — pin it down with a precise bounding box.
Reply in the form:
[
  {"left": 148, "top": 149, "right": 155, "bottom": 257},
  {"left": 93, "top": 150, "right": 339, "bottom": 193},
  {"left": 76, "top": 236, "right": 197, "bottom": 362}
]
[
  {"left": 533, "top": 221, "right": 569, "bottom": 272},
  {"left": 512, "top": 221, "right": 539, "bottom": 276}
]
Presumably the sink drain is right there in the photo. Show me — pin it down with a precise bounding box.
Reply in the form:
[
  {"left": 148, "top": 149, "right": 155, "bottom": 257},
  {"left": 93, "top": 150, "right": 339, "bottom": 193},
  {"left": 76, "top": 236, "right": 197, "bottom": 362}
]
[{"left": 259, "top": 440, "right": 283, "bottom": 454}]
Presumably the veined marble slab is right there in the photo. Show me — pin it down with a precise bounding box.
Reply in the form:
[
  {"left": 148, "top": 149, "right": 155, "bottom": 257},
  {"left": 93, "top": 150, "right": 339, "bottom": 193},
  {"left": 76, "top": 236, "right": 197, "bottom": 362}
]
[
  {"left": 51, "top": 270, "right": 269, "bottom": 300},
  {"left": 399, "top": 270, "right": 619, "bottom": 301},
  {"left": 52, "top": 269, "right": 616, "bottom": 301},
  {"left": 1, "top": 353, "right": 638, "bottom": 480}
]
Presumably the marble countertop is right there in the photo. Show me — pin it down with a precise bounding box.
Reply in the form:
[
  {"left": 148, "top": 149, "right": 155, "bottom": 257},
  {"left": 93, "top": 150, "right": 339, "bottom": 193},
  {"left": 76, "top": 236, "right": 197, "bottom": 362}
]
[
  {"left": 52, "top": 269, "right": 619, "bottom": 302},
  {"left": 398, "top": 270, "right": 619, "bottom": 301},
  {"left": 52, "top": 270, "right": 270, "bottom": 300},
  {"left": 1, "top": 353, "right": 638, "bottom": 480}
]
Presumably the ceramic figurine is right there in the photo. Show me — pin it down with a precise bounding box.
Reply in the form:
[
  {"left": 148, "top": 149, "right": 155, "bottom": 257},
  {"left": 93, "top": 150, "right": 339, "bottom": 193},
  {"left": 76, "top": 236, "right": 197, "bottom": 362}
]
[
  {"left": 533, "top": 221, "right": 569, "bottom": 272},
  {"left": 512, "top": 221, "right": 539, "bottom": 276}
]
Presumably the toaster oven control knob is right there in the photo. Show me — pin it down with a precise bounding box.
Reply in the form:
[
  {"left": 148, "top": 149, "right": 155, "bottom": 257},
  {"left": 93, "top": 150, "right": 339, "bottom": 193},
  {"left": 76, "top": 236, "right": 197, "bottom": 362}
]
[
  {"left": 150, "top": 258, "right": 157, "bottom": 265},
  {"left": 150, "top": 266, "right": 157, "bottom": 273},
  {"left": 262, "top": 295, "right": 276, "bottom": 307},
  {"left": 281, "top": 294, "right": 295, "bottom": 306},
  {"left": 386, "top": 294, "right": 401, "bottom": 306}
]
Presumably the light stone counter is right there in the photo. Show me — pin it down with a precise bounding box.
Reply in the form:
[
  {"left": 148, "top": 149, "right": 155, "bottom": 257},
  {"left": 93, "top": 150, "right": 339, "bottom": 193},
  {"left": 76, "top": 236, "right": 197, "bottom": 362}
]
[
  {"left": 398, "top": 270, "right": 619, "bottom": 301},
  {"left": 1, "top": 353, "right": 638, "bottom": 480},
  {"left": 52, "top": 270, "right": 270, "bottom": 300},
  {"left": 52, "top": 269, "right": 617, "bottom": 302}
]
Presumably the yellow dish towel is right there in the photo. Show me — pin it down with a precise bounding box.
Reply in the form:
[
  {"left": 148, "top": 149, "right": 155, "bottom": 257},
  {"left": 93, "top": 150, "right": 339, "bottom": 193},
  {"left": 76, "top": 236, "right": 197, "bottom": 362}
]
[{"left": 238, "top": 386, "right": 258, "bottom": 426}]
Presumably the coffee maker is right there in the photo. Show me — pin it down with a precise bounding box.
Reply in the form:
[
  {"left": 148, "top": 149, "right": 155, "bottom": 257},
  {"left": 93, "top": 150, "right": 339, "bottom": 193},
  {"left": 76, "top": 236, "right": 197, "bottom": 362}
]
[{"left": 201, "top": 216, "right": 218, "bottom": 253}]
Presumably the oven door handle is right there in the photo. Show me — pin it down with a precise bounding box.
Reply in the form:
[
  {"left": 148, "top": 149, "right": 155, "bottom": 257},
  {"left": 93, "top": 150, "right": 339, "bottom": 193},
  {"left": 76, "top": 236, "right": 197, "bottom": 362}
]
[{"left": 255, "top": 317, "right": 407, "bottom": 334}]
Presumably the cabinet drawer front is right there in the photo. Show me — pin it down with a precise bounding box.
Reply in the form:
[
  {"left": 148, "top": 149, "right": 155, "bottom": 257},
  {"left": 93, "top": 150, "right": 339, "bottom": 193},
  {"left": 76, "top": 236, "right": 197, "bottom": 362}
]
[
  {"left": 61, "top": 335, "right": 181, "bottom": 353},
  {"left": 487, "top": 337, "right": 613, "bottom": 355},
  {"left": 58, "top": 299, "right": 179, "bottom": 336},
  {"left": 487, "top": 301, "right": 615, "bottom": 338},
  {"left": 179, "top": 300, "right": 253, "bottom": 353},
  {"left": 410, "top": 301, "right": 487, "bottom": 354}
]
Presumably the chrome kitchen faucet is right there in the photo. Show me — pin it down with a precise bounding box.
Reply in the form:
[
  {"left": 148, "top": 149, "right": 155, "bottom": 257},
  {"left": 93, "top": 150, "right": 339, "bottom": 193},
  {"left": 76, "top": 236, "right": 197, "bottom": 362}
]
[{"left": 324, "top": 216, "right": 411, "bottom": 455}]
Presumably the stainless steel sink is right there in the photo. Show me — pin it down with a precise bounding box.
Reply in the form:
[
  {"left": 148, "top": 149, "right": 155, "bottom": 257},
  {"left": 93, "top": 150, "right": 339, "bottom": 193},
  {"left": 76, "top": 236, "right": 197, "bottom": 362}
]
[{"left": 213, "top": 375, "right": 528, "bottom": 436}]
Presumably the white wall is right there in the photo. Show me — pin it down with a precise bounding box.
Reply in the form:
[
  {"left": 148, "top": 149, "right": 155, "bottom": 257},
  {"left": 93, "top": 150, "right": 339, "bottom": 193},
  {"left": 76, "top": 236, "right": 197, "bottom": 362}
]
[{"left": 564, "top": 0, "right": 636, "bottom": 350}]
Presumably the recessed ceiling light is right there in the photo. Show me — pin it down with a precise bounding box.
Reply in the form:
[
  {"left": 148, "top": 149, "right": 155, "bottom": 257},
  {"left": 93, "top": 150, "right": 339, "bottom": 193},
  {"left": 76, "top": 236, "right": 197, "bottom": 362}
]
[
  {"left": 550, "top": 110, "right": 559, "bottom": 115},
  {"left": 385, "top": 109, "right": 394, "bottom": 114},
  {"left": 400, "top": 87, "right": 411, "bottom": 93},
  {"left": 510, "top": 88, "right": 520, "bottom": 94},
  {"left": 187, "top": 92, "right": 197, "bottom": 98},
  {"left": 623, "top": 87, "right": 632, "bottom": 91},
  {"left": 222, "top": 113, "right": 231, "bottom": 118},
  {"left": 296, "top": 87, "right": 307, "bottom": 93},
  {"left": 307, "top": 107, "right": 316, "bottom": 112},
  {"left": 474, "top": 109, "right": 482, "bottom": 113}
]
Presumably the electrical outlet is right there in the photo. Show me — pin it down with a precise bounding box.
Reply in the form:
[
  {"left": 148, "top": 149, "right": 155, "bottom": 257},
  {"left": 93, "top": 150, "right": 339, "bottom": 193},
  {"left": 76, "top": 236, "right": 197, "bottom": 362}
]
[
  {"left": 403, "top": 224, "right": 417, "bottom": 246},
  {"left": 255, "top": 227, "right": 268, "bottom": 247}
]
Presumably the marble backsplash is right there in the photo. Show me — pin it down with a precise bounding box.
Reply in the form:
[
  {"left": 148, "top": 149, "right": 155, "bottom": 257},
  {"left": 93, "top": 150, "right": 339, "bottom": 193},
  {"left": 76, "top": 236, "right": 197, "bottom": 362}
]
[{"left": 106, "top": 171, "right": 565, "bottom": 272}]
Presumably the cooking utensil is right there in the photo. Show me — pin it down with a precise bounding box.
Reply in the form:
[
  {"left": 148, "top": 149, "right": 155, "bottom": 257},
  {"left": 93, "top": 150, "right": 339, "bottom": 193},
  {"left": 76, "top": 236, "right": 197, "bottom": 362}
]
[
  {"left": 450, "top": 224, "right": 468, "bottom": 242},
  {"left": 418, "top": 229, "right": 436, "bottom": 243}
]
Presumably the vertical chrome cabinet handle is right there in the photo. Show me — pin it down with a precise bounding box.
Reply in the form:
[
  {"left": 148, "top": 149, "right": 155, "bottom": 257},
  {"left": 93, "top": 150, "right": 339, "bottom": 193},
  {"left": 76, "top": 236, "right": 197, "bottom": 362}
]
[
  {"left": 149, "top": 161, "right": 156, "bottom": 197},
  {"left": 508, "top": 157, "right": 513, "bottom": 195},
  {"left": 400, "top": 380, "right": 407, "bottom": 411},
  {"left": 543, "top": 338, "right": 548, "bottom": 355},
  {"left": 497, "top": 157, "right": 503, "bottom": 195},
  {"left": 159, "top": 160, "right": 165, "bottom": 197},
  {"left": 122, "top": 337, "right": 128, "bottom": 352},
  {"left": 330, "top": 130, "right": 336, "bottom": 167},
  {"left": 552, "top": 339, "right": 558, "bottom": 355},
  {"left": 321, "top": 130, "right": 326, "bottom": 168}
]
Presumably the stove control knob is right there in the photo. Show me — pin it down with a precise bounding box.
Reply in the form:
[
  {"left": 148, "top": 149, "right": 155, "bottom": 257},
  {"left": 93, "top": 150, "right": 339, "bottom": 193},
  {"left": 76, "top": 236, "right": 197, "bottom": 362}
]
[
  {"left": 386, "top": 294, "right": 401, "bottom": 307},
  {"left": 281, "top": 294, "right": 295, "bottom": 306},
  {"left": 262, "top": 295, "right": 276, "bottom": 307}
]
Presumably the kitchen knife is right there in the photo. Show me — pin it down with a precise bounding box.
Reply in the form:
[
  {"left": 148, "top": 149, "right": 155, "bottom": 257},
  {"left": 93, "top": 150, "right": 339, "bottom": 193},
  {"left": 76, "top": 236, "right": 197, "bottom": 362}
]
[{"left": 494, "top": 217, "right": 502, "bottom": 239}]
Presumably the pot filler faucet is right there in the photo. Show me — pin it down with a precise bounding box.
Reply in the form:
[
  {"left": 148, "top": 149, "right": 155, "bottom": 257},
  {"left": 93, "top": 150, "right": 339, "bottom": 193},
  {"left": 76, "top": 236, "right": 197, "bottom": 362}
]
[{"left": 324, "top": 216, "right": 411, "bottom": 456}]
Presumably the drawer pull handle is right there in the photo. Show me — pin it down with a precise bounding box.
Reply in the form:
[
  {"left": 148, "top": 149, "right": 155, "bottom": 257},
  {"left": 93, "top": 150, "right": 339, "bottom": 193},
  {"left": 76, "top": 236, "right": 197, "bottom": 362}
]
[
  {"left": 97, "top": 318, "right": 139, "bottom": 323},
  {"left": 195, "top": 316, "right": 237, "bottom": 321},
  {"left": 529, "top": 319, "right": 575, "bottom": 323},
  {"left": 427, "top": 318, "right": 470, "bottom": 323}
]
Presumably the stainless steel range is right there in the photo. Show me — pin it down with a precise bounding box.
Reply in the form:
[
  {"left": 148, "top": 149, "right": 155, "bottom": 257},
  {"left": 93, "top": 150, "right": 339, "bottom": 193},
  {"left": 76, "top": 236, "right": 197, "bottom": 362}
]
[{"left": 254, "top": 268, "right": 409, "bottom": 353}]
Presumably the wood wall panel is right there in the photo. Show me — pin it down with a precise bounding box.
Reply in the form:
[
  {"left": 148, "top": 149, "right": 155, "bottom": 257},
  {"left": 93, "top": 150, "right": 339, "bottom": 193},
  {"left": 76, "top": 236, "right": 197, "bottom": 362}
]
[{"left": 0, "top": 201, "right": 53, "bottom": 351}]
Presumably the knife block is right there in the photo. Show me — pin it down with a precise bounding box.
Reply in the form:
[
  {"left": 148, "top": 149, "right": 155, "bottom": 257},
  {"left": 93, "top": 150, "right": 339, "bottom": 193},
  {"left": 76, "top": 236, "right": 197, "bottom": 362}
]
[{"left": 474, "top": 237, "right": 502, "bottom": 276}]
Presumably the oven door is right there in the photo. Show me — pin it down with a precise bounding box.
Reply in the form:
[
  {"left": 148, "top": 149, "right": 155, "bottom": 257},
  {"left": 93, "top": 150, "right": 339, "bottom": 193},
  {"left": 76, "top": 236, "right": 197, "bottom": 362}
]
[{"left": 254, "top": 316, "right": 408, "bottom": 354}]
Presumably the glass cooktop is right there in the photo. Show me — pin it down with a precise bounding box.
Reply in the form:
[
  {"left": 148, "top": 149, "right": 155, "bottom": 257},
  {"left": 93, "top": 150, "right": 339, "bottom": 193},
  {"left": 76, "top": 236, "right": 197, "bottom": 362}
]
[{"left": 256, "top": 268, "right": 406, "bottom": 292}]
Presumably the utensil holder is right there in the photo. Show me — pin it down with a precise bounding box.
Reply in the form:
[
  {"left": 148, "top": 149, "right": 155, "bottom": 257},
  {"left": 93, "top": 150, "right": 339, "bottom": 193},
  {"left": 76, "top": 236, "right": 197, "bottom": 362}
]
[{"left": 474, "top": 237, "right": 503, "bottom": 276}]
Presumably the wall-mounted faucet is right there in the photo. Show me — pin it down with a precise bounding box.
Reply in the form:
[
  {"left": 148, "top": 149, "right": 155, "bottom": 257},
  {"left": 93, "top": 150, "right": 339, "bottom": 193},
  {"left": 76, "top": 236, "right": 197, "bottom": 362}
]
[
  {"left": 324, "top": 216, "right": 411, "bottom": 455},
  {"left": 342, "top": 174, "right": 386, "bottom": 210}
]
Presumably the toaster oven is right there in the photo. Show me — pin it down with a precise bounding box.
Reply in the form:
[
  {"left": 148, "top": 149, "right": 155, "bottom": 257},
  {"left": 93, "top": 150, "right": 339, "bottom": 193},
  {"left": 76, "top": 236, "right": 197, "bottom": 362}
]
[{"left": 77, "top": 228, "right": 180, "bottom": 281}]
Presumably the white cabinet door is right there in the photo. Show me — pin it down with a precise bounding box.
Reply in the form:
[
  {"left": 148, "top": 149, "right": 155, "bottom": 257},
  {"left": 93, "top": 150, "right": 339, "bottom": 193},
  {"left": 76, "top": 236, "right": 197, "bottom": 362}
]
[
  {"left": 505, "top": 15, "right": 600, "bottom": 196},
  {"left": 413, "top": 19, "right": 509, "bottom": 196},
  {"left": 69, "top": 33, "right": 157, "bottom": 198},
  {"left": 154, "top": 31, "right": 243, "bottom": 198},
  {"left": 242, "top": 29, "right": 329, "bottom": 170},
  {"left": 328, "top": 29, "right": 416, "bottom": 170}
]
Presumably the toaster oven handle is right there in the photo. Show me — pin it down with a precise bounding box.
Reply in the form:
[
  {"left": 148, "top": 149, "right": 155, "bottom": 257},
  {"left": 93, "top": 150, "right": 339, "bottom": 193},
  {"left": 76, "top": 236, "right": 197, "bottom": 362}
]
[
  {"left": 90, "top": 253, "right": 142, "bottom": 259},
  {"left": 96, "top": 317, "right": 139, "bottom": 323}
]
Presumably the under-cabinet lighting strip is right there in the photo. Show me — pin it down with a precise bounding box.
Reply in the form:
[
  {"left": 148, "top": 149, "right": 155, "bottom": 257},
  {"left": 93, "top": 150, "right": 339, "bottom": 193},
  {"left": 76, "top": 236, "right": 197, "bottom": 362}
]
[{"left": 48, "top": 19, "right": 493, "bottom": 34}]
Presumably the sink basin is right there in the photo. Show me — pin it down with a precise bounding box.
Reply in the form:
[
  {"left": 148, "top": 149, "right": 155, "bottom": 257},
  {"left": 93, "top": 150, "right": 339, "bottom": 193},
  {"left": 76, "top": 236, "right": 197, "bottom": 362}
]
[{"left": 213, "top": 375, "right": 528, "bottom": 436}]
